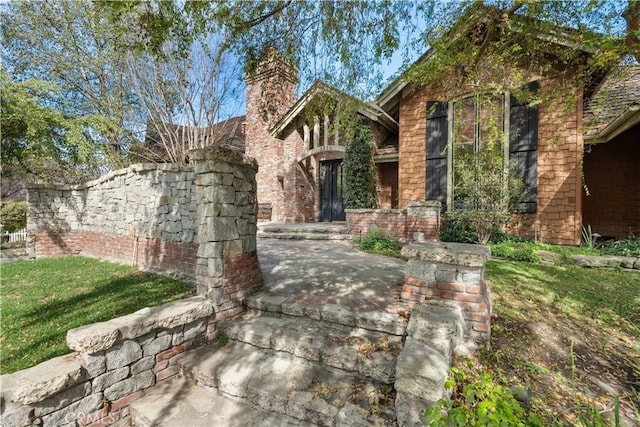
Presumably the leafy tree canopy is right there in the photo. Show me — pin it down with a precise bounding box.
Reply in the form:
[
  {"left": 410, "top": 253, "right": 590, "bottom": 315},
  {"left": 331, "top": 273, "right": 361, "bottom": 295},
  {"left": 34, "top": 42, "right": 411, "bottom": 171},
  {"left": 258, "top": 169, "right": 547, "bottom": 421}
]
[
  {"left": 0, "top": 72, "right": 105, "bottom": 195},
  {"left": 98, "top": 0, "right": 638, "bottom": 99}
]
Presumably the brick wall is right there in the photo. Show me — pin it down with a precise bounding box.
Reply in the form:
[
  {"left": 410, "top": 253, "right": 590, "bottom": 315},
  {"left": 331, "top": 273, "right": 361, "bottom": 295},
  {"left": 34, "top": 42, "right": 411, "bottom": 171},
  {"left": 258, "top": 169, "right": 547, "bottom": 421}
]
[
  {"left": 398, "top": 79, "right": 583, "bottom": 245},
  {"left": 401, "top": 242, "right": 492, "bottom": 343},
  {"left": 30, "top": 230, "right": 198, "bottom": 275},
  {"left": 582, "top": 126, "right": 640, "bottom": 238},
  {"left": 244, "top": 50, "right": 299, "bottom": 223},
  {"left": 346, "top": 201, "right": 440, "bottom": 243}
]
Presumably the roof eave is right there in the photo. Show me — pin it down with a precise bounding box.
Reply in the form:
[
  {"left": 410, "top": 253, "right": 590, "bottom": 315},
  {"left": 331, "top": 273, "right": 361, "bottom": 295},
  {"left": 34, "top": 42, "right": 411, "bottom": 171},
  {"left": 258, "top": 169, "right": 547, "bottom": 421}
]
[{"left": 584, "top": 105, "right": 640, "bottom": 144}]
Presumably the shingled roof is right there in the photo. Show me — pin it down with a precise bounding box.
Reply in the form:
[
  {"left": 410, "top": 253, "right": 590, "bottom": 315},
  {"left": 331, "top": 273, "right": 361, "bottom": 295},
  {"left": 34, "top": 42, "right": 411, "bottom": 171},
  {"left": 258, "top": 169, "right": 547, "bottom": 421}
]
[
  {"left": 141, "top": 115, "right": 246, "bottom": 162},
  {"left": 583, "top": 65, "right": 640, "bottom": 143}
]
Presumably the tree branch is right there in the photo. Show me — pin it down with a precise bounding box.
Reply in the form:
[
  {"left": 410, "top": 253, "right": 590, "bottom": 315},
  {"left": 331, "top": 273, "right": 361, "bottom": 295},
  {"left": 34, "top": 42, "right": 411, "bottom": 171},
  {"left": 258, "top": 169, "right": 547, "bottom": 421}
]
[{"left": 233, "top": 1, "right": 292, "bottom": 31}]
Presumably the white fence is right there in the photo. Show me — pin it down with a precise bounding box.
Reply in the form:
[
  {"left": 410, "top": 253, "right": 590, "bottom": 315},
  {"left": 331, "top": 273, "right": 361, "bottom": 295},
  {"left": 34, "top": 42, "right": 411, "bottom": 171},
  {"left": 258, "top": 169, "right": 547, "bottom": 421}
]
[{"left": 1, "top": 228, "right": 27, "bottom": 243}]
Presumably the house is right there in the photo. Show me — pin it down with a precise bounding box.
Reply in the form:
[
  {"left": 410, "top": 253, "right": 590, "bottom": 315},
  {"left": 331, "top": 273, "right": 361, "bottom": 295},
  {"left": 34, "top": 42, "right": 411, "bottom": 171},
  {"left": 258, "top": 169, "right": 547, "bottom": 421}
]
[
  {"left": 239, "top": 10, "right": 639, "bottom": 246},
  {"left": 138, "top": 115, "right": 246, "bottom": 163}
]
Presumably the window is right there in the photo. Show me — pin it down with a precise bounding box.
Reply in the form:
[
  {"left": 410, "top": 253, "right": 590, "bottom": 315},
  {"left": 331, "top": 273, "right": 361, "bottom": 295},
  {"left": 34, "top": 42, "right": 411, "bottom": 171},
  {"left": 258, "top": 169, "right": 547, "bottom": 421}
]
[{"left": 425, "top": 82, "right": 539, "bottom": 213}]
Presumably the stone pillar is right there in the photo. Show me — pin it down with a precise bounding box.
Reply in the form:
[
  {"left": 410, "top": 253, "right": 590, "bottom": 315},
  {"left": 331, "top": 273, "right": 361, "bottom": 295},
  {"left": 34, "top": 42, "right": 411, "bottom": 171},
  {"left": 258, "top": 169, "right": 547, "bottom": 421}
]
[
  {"left": 406, "top": 201, "right": 440, "bottom": 242},
  {"left": 401, "top": 242, "right": 491, "bottom": 344},
  {"left": 190, "top": 147, "right": 262, "bottom": 318}
]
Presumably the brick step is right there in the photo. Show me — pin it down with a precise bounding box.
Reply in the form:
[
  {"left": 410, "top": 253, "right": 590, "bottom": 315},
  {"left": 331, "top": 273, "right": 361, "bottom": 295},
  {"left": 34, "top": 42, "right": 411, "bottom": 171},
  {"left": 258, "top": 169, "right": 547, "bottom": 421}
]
[
  {"left": 259, "top": 224, "right": 349, "bottom": 234},
  {"left": 245, "top": 293, "right": 409, "bottom": 336},
  {"left": 257, "top": 231, "right": 353, "bottom": 241},
  {"left": 258, "top": 224, "right": 352, "bottom": 241},
  {"left": 177, "top": 340, "right": 397, "bottom": 426},
  {"left": 218, "top": 310, "right": 402, "bottom": 383},
  {"left": 129, "top": 375, "right": 306, "bottom": 427}
]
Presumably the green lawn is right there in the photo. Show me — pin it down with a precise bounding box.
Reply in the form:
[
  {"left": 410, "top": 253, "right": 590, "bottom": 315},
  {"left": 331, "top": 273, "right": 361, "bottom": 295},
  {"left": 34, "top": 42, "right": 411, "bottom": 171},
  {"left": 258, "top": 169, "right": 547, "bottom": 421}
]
[
  {"left": 482, "top": 260, "right": 640, "bottom": 424},
  {"left": 1, "top": 256, "right": 194, "bottom": 374}
]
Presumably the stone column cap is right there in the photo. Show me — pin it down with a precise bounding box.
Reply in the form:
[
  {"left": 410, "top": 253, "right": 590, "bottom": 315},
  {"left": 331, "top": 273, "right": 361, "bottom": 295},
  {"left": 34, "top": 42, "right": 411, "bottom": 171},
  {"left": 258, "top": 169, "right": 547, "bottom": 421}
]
[
  {"left": 67, "top": 296, "right": 213, "bottom": 353},
  {"left": 401, "top": 242, "right": 490, "bottom": 267},
  {"left": 406, "top": 201, "right": 441, "bottom": 208}
]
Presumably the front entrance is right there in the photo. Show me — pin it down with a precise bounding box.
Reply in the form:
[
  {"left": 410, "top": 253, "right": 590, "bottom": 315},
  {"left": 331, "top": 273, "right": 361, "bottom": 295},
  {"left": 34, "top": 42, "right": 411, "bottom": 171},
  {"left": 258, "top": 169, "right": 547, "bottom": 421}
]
[{"left": 320, "top": 160, "right": 345, "bottom": 222}]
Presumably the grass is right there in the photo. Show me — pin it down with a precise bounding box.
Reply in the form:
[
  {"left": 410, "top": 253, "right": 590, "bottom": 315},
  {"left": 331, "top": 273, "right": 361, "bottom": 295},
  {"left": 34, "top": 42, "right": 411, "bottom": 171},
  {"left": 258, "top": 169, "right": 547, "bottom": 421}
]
[
  {"left": 0, "top": 256, "right": 194, "bottom": 374},
  {"left": 481, "top": 259, "right": 640, "bottom": 424},
  {"left": 489, "top": 240, "right": 602, "bottom": 263}
]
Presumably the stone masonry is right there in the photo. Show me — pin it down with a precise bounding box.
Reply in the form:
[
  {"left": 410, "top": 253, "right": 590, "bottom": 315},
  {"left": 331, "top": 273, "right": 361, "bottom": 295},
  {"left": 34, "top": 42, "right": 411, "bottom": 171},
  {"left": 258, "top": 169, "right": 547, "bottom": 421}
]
[
  {"left": 6, "top": 146, "right": 264, "bottom": 427},
  {"left": 0, "top": 297, "right": 215, "bottom": 427},
  {"left": 26, "top": 147, "right": 262, "bottom": 317},
  {"left": 401, "top": 241, "right": 492, "bottom": 343}
]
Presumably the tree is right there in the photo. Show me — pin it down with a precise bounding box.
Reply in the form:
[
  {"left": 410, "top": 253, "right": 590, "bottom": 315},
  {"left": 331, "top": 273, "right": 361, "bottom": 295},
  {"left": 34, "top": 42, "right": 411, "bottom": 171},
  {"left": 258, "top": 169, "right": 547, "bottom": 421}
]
[
  {"left": 2, "top": 0, "right": 142, "bottom": 166},
  {"left": 0, "top": 73, "right": 104, "bottom": 195},
  {"left": 343, "top": 123, "right": 377, "bottom": 209},
  {"left": 99, "top": 1, "right": 637, "bottom": 99},
  {"left": 448, "top": 110, "right": 527, "bottom": 245},
  {"left": 126, "top": 33, "right": 243, "bottom": 163}
]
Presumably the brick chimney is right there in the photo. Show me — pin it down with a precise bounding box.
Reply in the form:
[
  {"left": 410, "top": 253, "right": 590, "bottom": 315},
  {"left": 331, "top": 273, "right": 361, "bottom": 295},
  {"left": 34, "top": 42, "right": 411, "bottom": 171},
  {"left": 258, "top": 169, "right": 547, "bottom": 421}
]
[{"left": 245, "top": 49, "right": 298, "bottom": 222}]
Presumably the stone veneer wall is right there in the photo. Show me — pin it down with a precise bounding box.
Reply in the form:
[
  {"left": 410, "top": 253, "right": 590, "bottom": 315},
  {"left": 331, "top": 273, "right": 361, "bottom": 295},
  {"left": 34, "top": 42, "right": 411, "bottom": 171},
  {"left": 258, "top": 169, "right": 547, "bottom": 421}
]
[
  {"left": 4, "top": 147, "right": 263, "bottom": 426},
  {"left": 401, "top": 242, "right": 492, "bottom": 343},
  {"left": 27, "top": 163, "right": 199, "bottom": 274},
  {"left": 0, "top": 297, "right": 216, "bottom": 426},
  {"left": 27, "top": 147, "right": 262, "bottom": 318},
  {"left": 346, "top": 201, "right": 440, "bottom": 243}
]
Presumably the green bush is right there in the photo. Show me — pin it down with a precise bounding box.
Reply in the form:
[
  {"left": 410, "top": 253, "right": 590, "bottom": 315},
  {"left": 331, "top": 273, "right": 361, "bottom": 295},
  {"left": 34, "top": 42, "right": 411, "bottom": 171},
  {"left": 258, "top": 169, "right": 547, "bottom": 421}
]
[
  {"left": 359, "top": 228, "right": 401, "bottom": 257},
  {"left": 0, "top": 200, "right": 27, "bottom": 232},
  {"left": 489, "top": 229, "right": 531, "bottom": 244},
  {"left": 439, "top": 213, "right": 478, "bottom": 244},
  {"left": 600, "top": 236, "right": 640, "bottom": 258},
  {"left": 343, "top": 124, "right": 377, "bottom": 209},
  {"left": 424, "top": 362, "right": 542, "bottom": 427},
  {"left": 490, "top": 243, "right": 539, "bottom": 263}
]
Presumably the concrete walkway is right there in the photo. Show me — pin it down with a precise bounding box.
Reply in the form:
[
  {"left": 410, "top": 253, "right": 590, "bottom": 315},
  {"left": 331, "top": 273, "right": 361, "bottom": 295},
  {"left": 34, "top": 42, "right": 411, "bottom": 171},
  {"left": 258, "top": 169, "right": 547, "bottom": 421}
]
[{"left": 256, "top": 238, "right": 414, "bottom": 315}]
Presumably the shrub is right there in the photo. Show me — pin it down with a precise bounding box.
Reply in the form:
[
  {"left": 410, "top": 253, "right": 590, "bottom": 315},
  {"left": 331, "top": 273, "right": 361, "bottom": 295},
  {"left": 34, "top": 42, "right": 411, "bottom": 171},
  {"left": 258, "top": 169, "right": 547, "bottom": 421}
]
[
  {"left": 439, "top": 213, "right": 478, "bottom": 244},
  {"left": 0, "top": 200, "right": 27, "bottom": 232},
  {"left": 600, "top": 236, "right": 640, "bottom": 258},
  {"left": 359, "top": 228, "right": 401, "bottom": 257},
  {"left": 489, "top": 229, "right": 531, "bottom": 244},
  {"left": 490, "top": 243, "right": 539, "bottom": 262},
  {"left": 424, "top": 361, "right": 542, "bottom": 426},
  {"left": 343, "top": 124, "right": 377, "bottom": 209}
]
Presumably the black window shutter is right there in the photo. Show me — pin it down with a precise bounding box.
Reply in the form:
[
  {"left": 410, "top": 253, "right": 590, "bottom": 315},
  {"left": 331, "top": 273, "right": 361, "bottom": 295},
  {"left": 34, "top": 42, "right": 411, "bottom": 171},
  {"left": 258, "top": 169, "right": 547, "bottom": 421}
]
[
  {"left": 509, "top": 82, "right": 539, "bottom": 213},
  {"left": 426, "top": 101, "right": 448, "bottom": 212}
]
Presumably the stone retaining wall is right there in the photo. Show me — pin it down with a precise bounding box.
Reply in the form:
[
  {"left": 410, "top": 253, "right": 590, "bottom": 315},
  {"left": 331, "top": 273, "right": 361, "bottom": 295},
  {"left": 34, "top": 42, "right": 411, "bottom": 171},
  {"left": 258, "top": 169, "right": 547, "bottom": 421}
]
[
  {"left": 401, "top": 242, "right": 492, "bottom": 344},
  {"left": 346, "top": 201, "right": 440, "bottom": 243},
  {"left": 0, "top": 297, "right": 216, "bottom": 427},
  {"left": 26, "top": 147, "right": 262, "bottom": 319}
]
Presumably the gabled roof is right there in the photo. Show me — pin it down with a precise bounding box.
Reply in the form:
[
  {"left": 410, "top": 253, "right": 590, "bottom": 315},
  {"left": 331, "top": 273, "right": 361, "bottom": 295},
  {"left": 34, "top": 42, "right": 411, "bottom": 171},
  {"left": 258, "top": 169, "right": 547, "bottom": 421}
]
[
  {"left": 375, "top": 4, "right": 618, "bottom": 112},
  {"left": 270, "top": 80, "right": 398, "bottom": 139},
  {"left": 141, "top": 116, "right": 246, "bottom": 162},
  {"left": 583, "top": 65, "right": 640, "bottom": 143}
]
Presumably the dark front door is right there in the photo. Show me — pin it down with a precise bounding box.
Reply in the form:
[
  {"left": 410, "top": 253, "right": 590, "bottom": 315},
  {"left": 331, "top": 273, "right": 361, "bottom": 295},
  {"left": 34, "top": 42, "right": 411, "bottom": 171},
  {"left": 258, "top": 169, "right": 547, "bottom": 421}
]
[{"left": 320, "top": 160, "right": 345, "bottom": 222}]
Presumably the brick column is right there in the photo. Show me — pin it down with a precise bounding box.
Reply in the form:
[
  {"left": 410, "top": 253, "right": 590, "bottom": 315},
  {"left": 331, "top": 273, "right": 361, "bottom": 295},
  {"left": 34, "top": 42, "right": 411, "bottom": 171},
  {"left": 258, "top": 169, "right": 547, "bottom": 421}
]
[
  {"left": 401, "top": 242, "right": 491, "bottom": 343},
  {"left": 190, "top": 147, "right": 263, "bottom": 319}
]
